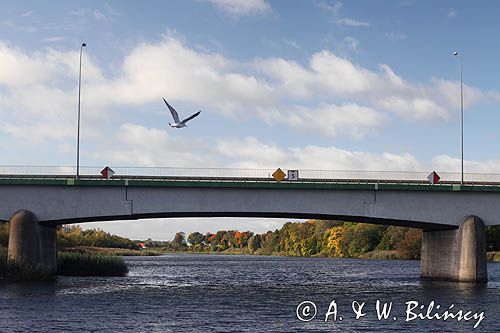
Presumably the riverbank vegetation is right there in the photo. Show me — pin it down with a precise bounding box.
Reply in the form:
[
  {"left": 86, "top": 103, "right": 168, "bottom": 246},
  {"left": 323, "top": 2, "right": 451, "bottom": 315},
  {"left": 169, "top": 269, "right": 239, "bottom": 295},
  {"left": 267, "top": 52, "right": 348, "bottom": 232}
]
[
  {"left": 0, "top": 247, "right": 53, "bottom": 281},
  {"left": 57, "top": 226, "right": 139, "bottom": 250},
  {"left": 168, "top": 221, "right": 499, "bottom": 261},
  {"left": 62, "top": 246, "right": 164, "bottom": 256},
  {"left": 58, "top": 252, "right": 128, "bottom": 276},
  {"left": 170, "top": 221, "right": 424, "bottom": 259},
  {"left": 0, "top": 246, "right": 128, "bottom": 279}
]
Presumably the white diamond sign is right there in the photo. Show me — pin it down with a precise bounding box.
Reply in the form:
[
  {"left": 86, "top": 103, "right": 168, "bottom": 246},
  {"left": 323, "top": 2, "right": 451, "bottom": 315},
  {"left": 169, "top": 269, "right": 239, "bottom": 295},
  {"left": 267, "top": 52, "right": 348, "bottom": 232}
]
[{"left": 427, "top": 171, "right": 440, "bottom": 184}]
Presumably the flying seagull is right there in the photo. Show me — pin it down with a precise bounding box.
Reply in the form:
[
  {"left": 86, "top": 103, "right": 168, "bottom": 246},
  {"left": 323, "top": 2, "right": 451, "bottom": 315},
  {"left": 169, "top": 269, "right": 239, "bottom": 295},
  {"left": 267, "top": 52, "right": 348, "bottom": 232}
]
[{"left": 163, "top": 98, "right": 201, "bottom": 128}]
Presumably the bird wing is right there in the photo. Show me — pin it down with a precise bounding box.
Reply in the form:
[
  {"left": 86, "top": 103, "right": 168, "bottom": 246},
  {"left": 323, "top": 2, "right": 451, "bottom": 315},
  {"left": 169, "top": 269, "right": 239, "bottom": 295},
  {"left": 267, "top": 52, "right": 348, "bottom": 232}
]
[
  {"left": 181, "top": 111, "right": 201, "bottom": 124},
  {"left": 163, "top": 98, "right": 180, "bottom": 123}
]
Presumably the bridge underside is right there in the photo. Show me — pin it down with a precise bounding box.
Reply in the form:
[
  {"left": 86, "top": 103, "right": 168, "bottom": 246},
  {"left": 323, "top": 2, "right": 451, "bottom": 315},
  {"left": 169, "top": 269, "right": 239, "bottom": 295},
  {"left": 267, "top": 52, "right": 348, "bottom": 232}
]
[{"left": 38, "top": 212, "right": 456, "bottom": 231}]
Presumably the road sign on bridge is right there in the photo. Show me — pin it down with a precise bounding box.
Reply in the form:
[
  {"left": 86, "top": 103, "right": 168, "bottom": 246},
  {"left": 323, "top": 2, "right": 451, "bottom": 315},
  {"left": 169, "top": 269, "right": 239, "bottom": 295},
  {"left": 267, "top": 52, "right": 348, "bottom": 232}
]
[
  {"left": 427, "top": 171, "right": 440, "bottom": 185},
  {"left": 100, "top": 166, "right": 115, "bottom": 180},
  {"left": 272, "top": 168, "right": 286, "bottom": 182}
]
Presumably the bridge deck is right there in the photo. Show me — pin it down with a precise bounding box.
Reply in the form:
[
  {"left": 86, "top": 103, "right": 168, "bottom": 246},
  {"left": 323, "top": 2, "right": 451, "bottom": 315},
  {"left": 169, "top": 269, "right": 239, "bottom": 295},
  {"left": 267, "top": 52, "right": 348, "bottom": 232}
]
[{"left": 1, "top": 176, "right": 500, "bottom": 192}]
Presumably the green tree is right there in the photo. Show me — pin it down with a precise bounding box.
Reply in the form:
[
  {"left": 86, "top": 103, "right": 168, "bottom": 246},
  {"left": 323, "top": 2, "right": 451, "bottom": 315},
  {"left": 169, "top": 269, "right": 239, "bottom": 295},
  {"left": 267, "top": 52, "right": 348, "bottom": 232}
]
[
  {"left": 188, "top": 232, "right": 204, "bottom": 246},
  {"left": 248, "top": 234, "right": 261, "bottom": 253},
  {"left": 377, "top": 226, "right": 407, "bottom": 251},
  {"left": 171, "top": 232, "right": 187, "bottom": 250},
  {"left": 396, "top": 228, "right": 422, "bottom": 259}
]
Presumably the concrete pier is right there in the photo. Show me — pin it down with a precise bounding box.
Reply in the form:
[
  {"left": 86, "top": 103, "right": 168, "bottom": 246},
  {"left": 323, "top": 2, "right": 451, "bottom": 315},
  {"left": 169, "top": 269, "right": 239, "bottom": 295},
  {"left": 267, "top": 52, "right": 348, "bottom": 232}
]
[
  {"left": 8, "top": 209, "right": 41, "bottom": 266},
  {"left": 421, "top": 216, "right": 487, "bottom": 282},
  {"left": 7, "top": 209, "right": 57, "bottom": 275},
  {"left": 39, "top": 225, "right": 58, "bottom": 274}
]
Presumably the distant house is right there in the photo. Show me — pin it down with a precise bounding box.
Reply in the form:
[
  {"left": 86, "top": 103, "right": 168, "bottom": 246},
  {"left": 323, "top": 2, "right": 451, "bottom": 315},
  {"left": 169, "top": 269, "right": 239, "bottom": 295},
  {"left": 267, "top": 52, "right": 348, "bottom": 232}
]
[{"left": 137, "top": 243, "right": 146, "bottom": 249}]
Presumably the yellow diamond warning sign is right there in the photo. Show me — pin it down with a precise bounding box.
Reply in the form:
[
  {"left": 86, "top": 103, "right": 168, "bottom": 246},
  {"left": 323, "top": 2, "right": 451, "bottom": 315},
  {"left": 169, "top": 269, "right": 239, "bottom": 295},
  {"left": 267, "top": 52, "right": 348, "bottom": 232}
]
[{"left": 272, "top": 168, "right": 286, "bottom": 182}]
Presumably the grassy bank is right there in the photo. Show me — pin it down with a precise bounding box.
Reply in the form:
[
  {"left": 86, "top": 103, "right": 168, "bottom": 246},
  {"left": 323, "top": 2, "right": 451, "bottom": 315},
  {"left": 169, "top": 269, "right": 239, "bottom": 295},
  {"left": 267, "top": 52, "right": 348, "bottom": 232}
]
[
  {"left": 58, "top": 252, "right": 128, "bottom": 276},
  {"left": 1, "top": 246, "right": 129, "bottom": 279},
  {"left": 487, "top": 251, "right": 500, "bottom": 262},
  {"left": 62, "top": 246, "right": 165, "bottom": 256}
]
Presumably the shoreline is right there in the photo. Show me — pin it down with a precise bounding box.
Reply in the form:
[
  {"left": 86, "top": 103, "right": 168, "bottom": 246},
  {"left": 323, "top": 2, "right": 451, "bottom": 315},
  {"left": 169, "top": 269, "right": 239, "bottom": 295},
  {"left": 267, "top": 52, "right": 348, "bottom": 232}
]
[
  {"left": 127, "top": 248, "right": 500, "bottom": 262},
  {"left": 163, "top": 251, "right": 500, "bottom": 262}
]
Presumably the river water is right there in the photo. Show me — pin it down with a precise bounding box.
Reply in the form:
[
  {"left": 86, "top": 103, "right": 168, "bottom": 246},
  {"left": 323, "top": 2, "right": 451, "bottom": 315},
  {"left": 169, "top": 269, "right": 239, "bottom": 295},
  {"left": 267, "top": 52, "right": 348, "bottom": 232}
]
[{"left": 0, "top": 254, "right": 498, "bottom": 332}]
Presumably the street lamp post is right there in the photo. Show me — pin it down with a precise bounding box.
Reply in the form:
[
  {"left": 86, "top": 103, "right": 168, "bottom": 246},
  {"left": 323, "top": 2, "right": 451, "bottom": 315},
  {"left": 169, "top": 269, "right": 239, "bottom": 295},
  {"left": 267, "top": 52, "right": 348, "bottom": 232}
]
[
  {"left": 76, "top": 42, "right": 86, "bottom": 180},
  {"left": 453, "top": 51, "right": 464, "bottom": 186}
]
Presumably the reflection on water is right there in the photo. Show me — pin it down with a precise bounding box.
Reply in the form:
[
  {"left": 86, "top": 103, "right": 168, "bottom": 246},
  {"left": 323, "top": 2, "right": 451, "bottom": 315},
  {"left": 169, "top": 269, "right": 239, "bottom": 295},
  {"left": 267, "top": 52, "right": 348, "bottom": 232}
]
[{"left": 0, "top": 255, "right": 498, "bottom": 332}]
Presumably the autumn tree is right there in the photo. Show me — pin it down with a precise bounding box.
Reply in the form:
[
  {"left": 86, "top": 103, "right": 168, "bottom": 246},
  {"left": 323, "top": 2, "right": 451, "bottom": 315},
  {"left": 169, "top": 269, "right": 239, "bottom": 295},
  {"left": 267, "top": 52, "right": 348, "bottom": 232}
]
[{"left": 396, "top": 228, "right": 422, "bottom": 259}]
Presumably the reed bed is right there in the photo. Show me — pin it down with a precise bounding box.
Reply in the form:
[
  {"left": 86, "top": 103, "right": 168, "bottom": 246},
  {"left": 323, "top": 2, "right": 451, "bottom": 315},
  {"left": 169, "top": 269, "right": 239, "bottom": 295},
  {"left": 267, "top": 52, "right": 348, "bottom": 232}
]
[
  {"left": 58, "top": 252, "right": 128, "bottom": 276},
  {"left": 0, "top": 248, "right": 53, "bottom": 281},
  {"left": 62, "top": 246, "right": 163, "bottom": 257}
]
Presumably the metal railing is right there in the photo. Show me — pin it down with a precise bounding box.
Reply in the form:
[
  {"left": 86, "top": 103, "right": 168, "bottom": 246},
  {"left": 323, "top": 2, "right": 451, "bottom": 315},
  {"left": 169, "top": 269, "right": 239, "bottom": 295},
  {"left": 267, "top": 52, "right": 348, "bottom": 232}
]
[{"left": 0, "top": 165, "right": 500, "bottom": 185}]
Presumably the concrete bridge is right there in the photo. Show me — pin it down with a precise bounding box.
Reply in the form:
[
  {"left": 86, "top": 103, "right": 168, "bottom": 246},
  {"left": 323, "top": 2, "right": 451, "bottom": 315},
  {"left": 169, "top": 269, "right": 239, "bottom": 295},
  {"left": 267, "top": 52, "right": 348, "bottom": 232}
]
[{"left": 1, "top": 166, "right": 499, "bottom": 283}]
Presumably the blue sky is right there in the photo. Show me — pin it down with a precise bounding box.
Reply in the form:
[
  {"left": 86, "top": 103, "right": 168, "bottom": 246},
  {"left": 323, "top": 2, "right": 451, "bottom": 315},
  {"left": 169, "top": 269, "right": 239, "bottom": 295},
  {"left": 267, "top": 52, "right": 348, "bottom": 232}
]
[{"left": 1, "top": 0, "right": 500, "bottom": 239}]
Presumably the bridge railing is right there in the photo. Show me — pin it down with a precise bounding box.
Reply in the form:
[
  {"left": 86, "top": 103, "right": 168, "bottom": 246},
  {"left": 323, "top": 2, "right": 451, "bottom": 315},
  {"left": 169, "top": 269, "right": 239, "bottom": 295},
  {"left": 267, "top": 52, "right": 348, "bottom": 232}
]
[{"left": 0, "top": 165, "right": 500, "bottom": 184}]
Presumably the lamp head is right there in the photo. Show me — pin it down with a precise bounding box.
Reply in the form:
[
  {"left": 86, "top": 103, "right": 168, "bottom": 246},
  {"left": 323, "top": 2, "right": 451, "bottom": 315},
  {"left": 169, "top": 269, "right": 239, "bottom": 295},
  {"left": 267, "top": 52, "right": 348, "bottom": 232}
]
[
  {"left": 453, "top": 51, "right": 458, "bottom": 56},
  {"left": 82, "top": 43, "right": 86, "bottom": 47}
]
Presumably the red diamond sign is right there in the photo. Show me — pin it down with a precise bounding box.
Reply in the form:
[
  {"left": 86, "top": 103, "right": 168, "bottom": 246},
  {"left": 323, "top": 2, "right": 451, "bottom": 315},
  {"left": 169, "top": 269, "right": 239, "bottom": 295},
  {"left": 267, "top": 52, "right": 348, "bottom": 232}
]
[
  {"left": 427, "top": 171, "right": 440, "bottom": 184},
  {"left": 101, "top": 166, "right": 115, "bottom": 180}
]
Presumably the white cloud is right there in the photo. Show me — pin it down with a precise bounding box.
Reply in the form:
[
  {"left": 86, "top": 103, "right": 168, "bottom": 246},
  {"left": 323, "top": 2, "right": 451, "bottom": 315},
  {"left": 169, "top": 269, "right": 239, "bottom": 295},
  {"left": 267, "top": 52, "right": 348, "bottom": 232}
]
[
  {"left": 314, "top": 0, "right": 342, "bottom": 16},
  {"left": 93, "top": 124, "right": 424, "bottom": 171},
  {"left": 41, "top": 36, "right": 65, "bottom": 43},
  {"left": 376, "top": 96, "right": 448, "bottom": 121},
  {"left": 215, "top": 136, "right": 500, "bottom": 173},
  {"left": 431, "top": 155, "right": 500, "bottom": 174},
  {"left": 342, "top": 36, "right": 359, "bottom": 52},
  {"left": 89, "top": 36, "right": 276, "bottom": 114},
  {"left": 97, "top": 124, "right": 500, "bottom": 175},
  {"left": 0, "top": 42, "right": 108, "bottom": 142},
  {"left": 93, "top": 9, "right": 107, "bottom": 21},
  {"left": 215, "top": 136, "right": 424, "bottom": 170},
  {"left": 254, "top": 51, "right": 496, "bottom": 121},
  {"left": 385, "top": 31, "right": 407, "bottom": 41},
  {"left": 204, "top": 0, "right": 272, "bottom": 17},
  {"left": 1, "top": 35, "right": 499, "bottom": 145},
  {"left": 258, "top": 103, "right": 388, "bottom": 139},
  {"left": 335, "top": 18, "right": 369, "bottom": 27},
  {"left": 283, "top": 39, "right": 300, "bottom": 49},
  {"left": 93, "top": 123, "right": 214, "bottom": 167},
  {"left": 19, "top": 10, "right": 35, "bottom": 18},
  {"left": 314, "top": 0, "right": 370, "bottom": 27}
]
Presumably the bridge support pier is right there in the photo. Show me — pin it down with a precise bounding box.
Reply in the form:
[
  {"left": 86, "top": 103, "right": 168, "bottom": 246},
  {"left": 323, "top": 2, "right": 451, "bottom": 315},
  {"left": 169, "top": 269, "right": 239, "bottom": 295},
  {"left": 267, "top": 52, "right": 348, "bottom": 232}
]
[
  {"left": 421, "top": 216, "right": 487, "bottom": 283},
  {"left": 7, "top": 210, "right": 57, "bottom": 275},
  {"left": 8, "top": 210, "right": 40, "bottom": 266},
  {"left": 39, "top": 225, "right": 58, "bottom": 275}
]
